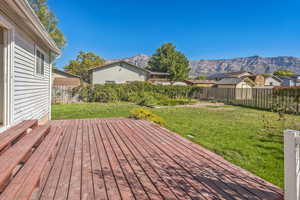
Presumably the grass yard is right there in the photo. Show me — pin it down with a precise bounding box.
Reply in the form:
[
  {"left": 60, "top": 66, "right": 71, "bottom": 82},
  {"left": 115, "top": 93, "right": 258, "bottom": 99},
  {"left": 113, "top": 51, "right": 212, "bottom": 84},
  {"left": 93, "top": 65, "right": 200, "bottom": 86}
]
[{"left": 52, "top": 102, "right": 300, "bottom": 188}]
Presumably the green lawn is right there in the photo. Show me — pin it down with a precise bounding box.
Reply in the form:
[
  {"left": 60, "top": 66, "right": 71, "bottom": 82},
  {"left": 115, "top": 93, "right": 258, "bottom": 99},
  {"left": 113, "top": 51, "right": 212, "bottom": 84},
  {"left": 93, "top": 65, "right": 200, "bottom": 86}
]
[{"left": 52, "top": 102, "right": 300, "bottom": 188}]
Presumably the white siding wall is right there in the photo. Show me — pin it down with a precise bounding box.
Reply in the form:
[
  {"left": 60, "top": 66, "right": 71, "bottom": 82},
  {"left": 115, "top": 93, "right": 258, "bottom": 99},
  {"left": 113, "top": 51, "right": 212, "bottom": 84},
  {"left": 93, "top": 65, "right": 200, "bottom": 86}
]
[
  {"left": 92, "top": 63, "right": 148, "bottom": 84},
  {"left": 265, "top": 77, "right": 281, "bottom": 86},
  {"left": 236, "top": 81, "right": 252, "bottom": 88},
  {"left": 0, "top": 28, "right": 4, "bottom": 124},
  {"left": 13, "top": 30, "right": 51, "bottom": 123}
]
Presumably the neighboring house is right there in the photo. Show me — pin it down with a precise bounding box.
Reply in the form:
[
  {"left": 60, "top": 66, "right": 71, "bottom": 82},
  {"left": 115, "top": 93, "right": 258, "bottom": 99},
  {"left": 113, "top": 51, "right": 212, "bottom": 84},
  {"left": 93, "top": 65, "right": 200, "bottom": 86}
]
[
  {"left": 53, "top": 78, "right": 81, "bottom": 87},
  {"left": 89, "top": 61, "right": 170, "bottom": 84},
  {"left": 247, "top": 74, "right": 265, "bottom": 86},
  {"left": 0, "top": 0, "right": 60, "bottom": 132},
  {"left": 208, "top": 71, "right": 253, "bottom": 81},
  {"left": 262, "top": 75, "right": 282, "bottom": 87},
  {"left": 185, "top": 80, "right": 216, "bottom": 87},
  {"left": 52, "top": 68, "right": 80, "bottom": 79},
  {"left": 280, "top": 75, "right": 300, "bottom": 87},
  {"left": 52, "top": 68, "right": 81, "bottom": 87},
  {"left": 215, "top": 77, "right": 255, "bottom": 88},
  {"left": 215, "top": 77, "right": 255, "bottom": 100},
  {"left": 247, "top": 74, "right": 281, "bottom": 87}
]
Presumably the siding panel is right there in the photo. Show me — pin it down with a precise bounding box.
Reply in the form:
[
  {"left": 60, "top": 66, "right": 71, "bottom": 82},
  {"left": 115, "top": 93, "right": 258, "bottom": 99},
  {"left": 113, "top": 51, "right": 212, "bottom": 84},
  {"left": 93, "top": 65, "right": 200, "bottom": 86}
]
[{"left": 13, "top": 31, "right": 50, "bottom": 123}]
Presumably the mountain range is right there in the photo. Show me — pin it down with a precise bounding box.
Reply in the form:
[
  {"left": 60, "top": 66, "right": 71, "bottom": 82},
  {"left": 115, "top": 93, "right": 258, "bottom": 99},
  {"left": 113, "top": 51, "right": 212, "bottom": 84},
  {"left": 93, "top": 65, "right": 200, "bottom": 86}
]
[{"left": 106, "top": 54, "right": 300, "bottom": 76}]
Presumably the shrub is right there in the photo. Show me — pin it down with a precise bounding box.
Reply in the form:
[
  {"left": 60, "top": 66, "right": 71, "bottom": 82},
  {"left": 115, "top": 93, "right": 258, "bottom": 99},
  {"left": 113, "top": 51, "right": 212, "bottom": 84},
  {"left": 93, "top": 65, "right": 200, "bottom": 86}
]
[
  {"left": 128, "top": 92, "right": 157, "bottom": 107},
  {"left": 73, "top": 81, "right": 202, "bottom": 105},
  {"left": 130, "top": 108, "right": 165, "bottom": 126},
  {"left": 92, "top": 87, "right": 118, "bottom": 103}
]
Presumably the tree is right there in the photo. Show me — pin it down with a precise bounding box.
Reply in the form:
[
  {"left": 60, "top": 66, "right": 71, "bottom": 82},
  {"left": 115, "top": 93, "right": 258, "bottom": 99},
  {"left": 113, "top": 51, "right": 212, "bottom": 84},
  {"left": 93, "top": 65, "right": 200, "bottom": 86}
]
[
  {"left": 29, "top": 0, "right": 66, "bottom": 48},
  {"left": 64, "top": 51, "right": 105, "bottom": 82},
  {"left": 148, "top": 43, "right": 190, "bottom": 82},
  {"left": 273, "top": 70, "right": 294, "bottom": 77}
]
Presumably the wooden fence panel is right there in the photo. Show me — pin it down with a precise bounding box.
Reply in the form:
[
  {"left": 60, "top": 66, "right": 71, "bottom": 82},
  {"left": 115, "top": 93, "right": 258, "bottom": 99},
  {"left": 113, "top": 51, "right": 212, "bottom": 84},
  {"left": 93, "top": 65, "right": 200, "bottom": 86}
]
[
  {"left": 52, "top": 86, "right": 79, "bottom": 104},
  {"left": 198, "top": 87, "right": 300, "bottom": 114}
]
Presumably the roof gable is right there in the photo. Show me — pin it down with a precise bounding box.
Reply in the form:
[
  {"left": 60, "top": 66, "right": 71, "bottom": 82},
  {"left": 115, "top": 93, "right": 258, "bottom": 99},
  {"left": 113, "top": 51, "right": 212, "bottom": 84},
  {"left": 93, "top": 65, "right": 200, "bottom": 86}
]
[
  {"left": 89, "top": 61, "right": 151, "bottom": 74},
  {"left": 216, "top": 77, "right": 255, "bottom": 86}
]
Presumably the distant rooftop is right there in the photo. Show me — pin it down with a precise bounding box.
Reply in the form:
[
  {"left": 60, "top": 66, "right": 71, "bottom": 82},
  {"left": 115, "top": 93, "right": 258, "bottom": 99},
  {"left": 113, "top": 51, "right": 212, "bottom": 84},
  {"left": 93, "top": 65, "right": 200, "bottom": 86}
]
[
  {"left": 208, "top": 71, "right": 252, "bottom": 79},
  {"left": 216, "top": 77, "right": 244, "bottom": 85}
]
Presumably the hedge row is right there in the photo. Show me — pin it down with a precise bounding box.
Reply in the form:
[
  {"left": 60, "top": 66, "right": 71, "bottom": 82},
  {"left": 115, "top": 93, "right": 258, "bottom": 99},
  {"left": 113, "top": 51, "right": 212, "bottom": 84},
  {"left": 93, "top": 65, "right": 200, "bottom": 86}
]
[{"left": 73, "top": 81, "right": 203, "bottom": 103}]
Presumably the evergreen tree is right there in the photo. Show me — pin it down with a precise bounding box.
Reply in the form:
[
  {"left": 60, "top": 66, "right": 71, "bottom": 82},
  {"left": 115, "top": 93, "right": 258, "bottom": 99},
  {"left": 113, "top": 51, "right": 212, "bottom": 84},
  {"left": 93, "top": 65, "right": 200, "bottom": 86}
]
[{"left": 148, "top": 43, "right": 190, "bottom": 82}]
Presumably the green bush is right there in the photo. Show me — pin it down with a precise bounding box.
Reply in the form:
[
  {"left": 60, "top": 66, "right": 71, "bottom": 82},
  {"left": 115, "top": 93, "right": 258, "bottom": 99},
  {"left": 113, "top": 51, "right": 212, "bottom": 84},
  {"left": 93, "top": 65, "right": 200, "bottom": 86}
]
[
  {"left": 129, "top": 92, "right": 157, "bottom": 107},
  {"left": 74, "top": 81, "right": 202, "bottom": 105},
  {"left": 92, "top": 86, "right": 118, "bottom": 102},
  {"left": 130, "top": 108, "right": 165, "bottom": 126}
]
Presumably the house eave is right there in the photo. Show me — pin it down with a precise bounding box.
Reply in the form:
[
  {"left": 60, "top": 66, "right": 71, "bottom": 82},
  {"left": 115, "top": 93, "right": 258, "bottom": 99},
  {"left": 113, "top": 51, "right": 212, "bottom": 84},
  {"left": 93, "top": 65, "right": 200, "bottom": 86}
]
[{"left": 5, "top": 0, "right": 61, "bottom": 55}]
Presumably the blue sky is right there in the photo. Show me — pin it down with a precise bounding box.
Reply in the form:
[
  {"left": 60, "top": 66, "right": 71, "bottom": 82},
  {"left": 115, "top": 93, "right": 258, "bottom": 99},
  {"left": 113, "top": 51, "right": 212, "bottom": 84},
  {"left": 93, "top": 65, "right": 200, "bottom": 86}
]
[{"left": 48, "top": 0, "right": 300, "bottom": 68}]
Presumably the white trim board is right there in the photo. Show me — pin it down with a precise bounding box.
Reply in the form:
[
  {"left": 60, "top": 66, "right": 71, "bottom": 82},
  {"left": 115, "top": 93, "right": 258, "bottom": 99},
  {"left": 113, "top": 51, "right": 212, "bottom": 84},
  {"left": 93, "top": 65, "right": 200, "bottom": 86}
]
[{"left": 0, "top": 14, "right": 15, "bottom": 132}]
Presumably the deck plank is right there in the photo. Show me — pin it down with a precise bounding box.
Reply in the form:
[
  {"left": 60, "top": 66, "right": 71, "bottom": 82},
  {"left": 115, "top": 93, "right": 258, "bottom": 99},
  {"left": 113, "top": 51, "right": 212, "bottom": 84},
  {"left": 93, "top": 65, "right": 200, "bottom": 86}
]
[
  {"left": 89, "top": 122, "right": 108, "bottom": 200},
  {"left": 106, "top": 121, "right": 155, "bottom": 200},
  {"left": 35, "top": 118, "right": 283, "bottom": 200},
  {"left": 81, "top": 120, "right": 95, "bottom": 200},
  {"left": 53, "top": 121, "right": 79, "bottom": 200},
  {"left": 120, "top": 120, "right": 218, "bottom": 200},
  {"left": 93, "top": 124, "right": 122, "bottom": 200},
  {"left": 131, "top": 120, "right": 251, "bottom": 200},
  {"left": 145, "top": 121, "right": 283, "bottom": 200},
  {"left": 99, "top": 123, "right": 135, "bottom": 200},
  {"left": 68, "top": 120, "right": 83, "bottom": 200},
  {"left": 107, "top": 121, "right": 164, "bottom": 200},
  {"left": 112, "top": 121, "right": 179, "bottom": 200},
  {"left": 39, "top": 122, "right": 73, "bottom": 200}
]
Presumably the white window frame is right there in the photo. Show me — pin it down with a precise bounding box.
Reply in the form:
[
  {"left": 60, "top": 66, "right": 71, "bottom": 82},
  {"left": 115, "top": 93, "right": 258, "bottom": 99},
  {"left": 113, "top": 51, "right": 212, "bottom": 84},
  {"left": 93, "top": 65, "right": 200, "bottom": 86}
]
[{"left": 34, "top": 45, "right": 46, "bottom": 77}]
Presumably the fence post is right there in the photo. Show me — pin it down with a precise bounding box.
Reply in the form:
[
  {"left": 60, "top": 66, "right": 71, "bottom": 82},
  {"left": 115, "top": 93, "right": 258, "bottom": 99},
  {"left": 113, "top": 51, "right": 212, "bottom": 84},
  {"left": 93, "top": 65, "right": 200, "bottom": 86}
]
[{"left": 284, "top": 129, "right": 300, "bottom": 200}]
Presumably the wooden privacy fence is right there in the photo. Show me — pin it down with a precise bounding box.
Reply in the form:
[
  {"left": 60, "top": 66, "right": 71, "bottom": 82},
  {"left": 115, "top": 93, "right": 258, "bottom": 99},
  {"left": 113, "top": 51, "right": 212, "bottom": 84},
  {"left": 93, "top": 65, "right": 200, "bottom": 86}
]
[
  {"left": 284, "top": 129, "right": 300, "bottom": 200},
  {"left": 52, "top": 86, "right": 79, "bottom": 104},
  {"left": 199, "top": 87, "right": 300, "bottom": 113}
]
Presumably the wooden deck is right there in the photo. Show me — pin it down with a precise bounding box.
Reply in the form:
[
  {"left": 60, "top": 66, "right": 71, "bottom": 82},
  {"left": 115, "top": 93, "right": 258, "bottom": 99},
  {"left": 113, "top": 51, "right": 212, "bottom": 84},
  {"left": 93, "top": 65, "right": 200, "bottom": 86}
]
[
  {"left": 38, "top": 118, "right": 282, "bottom": 200},
  {"left": 0, "top": 118, "right": 283, "bottom": 200}
]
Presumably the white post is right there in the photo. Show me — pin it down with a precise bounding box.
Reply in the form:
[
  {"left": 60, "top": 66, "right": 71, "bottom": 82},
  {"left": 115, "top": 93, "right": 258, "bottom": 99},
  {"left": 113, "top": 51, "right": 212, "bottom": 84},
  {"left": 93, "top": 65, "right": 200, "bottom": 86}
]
[{"left": 284, "top": 129, "right": 300, "bottom": 200}]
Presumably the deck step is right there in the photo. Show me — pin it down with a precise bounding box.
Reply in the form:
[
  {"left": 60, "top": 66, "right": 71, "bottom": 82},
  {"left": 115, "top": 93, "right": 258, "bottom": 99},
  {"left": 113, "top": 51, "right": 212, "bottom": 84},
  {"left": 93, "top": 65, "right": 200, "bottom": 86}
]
[
  {"left": 0, "top": 125, "right": 50, "bottom": 192},
  {"left": 0, "top": 127, "right": 62, "bottom": 200},
  {"left": 0, "top": 120, "right": 38, "bottom": 154}
]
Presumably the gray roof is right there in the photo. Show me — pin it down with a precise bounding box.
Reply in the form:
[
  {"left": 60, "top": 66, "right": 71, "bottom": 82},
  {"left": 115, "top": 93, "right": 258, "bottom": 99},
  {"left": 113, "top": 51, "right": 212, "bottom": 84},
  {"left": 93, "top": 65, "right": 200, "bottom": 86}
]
[
  {"left": 208, "top": 71, "right": 252, "bottom": 79},
  {"left": 53, "top": 68, "right": 81, "bottom": 78},
  {"left": 216, "top": 77, "right": 245, "bottom": 85},
  {"left": 89, "top": 61, "right": 169, "bottom": 76}
]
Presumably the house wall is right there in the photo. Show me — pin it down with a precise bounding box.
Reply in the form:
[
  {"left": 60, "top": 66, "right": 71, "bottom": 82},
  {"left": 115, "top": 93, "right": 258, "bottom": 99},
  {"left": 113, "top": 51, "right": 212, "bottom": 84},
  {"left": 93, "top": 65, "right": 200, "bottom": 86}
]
[
  {"left": 0, "top": 9, "right": 52, "bottom": 126},
  {"left": 236, "top": 81, "right": 252, "bottom": 88},
  {"left": 92, "top": 63, "right": 148, "bottom": 84},
  {"left": 13, "top": 28, "right": 51, "bottom": 123},
  {"left": 195, "top": 83, "right": 215, "bottom": 87},
  {"left": 217, "top": 85, "right": 236, "bottom": 88},
  {"left": 254, "top": 75, "right": 265, "bottom": 86},
  {"left": 265, "top": 77, "right": 281, "bottom": 86},
  {"left": 0, "top": 28, "right": 3, "bottom": 124}
]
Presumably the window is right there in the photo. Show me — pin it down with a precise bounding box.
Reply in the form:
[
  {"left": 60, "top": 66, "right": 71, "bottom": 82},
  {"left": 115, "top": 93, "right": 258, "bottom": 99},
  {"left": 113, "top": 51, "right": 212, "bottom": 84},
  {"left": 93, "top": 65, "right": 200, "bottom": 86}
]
[{"left": 36, "top": 49, "right": 44, "bottom": 75}]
